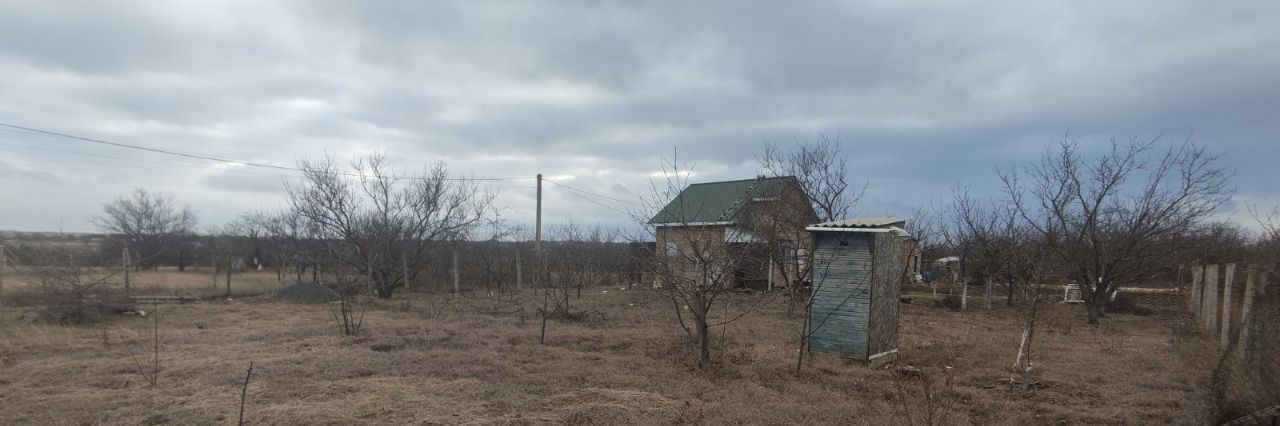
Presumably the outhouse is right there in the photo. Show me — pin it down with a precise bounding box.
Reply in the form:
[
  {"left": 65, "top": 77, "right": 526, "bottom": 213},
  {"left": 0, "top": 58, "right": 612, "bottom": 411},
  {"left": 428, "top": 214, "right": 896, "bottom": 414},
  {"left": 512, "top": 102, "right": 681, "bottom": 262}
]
[{"left": 805, "top": 217, "right": 909, "bottom": 364}]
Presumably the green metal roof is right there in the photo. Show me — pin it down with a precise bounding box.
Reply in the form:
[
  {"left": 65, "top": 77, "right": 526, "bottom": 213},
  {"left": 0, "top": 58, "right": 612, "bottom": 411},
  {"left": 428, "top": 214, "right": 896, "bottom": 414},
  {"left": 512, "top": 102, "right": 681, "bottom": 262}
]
[{"left": 648, "top": 176, "right": 799, "bottom": 224}]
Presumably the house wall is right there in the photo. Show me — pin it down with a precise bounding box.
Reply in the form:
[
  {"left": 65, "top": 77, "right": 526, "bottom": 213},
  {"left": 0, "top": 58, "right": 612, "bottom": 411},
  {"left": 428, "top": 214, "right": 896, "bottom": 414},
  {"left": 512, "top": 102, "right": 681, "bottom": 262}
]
[
  {"left": 654, "top": 226, "right": 728, "bottom": 287},
  {"left": 735, "top": 184, "right": 817, "bottom": 288}
]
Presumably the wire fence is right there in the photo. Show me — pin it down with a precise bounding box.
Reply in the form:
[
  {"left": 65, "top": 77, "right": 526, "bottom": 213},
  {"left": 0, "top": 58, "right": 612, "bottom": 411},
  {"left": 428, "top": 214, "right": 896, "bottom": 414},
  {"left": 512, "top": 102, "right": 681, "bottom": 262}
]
[{"left": 1184, "top": 263, "right": 1279, "bottom": 424}]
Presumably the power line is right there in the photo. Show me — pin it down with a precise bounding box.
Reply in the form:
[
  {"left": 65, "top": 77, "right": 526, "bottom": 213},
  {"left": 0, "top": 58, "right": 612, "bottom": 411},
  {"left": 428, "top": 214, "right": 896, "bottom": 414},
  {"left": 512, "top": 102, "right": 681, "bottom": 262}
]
[
  {"left": 543, "top": 178, "right": 640, "bottom": 206},
  {"left": 0, "top": 141, "right": 303, "bottom": 179},
  {"left": 559, "top": 188, "right": 633, "bottom": 216},
  {"left": 0, "top": 122, "right": 534, "bottom": 182}
]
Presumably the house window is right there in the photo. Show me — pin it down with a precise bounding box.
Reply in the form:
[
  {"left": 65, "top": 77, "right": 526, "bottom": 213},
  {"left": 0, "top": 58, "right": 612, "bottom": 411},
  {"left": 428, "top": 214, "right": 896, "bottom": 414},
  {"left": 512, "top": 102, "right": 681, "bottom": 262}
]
[{"left": 665, "top": 242, "right": 679, "bottom": 256}]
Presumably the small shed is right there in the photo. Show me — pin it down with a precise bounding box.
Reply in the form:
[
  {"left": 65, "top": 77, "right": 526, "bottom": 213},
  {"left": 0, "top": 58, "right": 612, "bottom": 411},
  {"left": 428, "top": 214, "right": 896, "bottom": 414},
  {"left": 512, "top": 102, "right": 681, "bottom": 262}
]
[
  {"left": 805, "top": 217, "right": 909, "bottom": 364},
  {"left": 1063, "top": 283, "right": 1084, "bottom": 303}
]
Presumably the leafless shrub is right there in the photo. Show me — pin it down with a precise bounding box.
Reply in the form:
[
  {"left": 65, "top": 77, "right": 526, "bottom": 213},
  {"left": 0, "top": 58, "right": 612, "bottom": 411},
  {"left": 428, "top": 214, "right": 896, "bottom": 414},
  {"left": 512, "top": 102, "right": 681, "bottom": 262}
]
[
  {"left": 891, "top": 365, "right": 959, "bottom": 426},
  {"left": 118, "top": 304, "right": 160, "bottom": 386},
  {"left": 17, "top": 242, "right": 128, "bottom": 324},
  {"left": 325, "top": 267, "right": 367, "bottom": 336}
]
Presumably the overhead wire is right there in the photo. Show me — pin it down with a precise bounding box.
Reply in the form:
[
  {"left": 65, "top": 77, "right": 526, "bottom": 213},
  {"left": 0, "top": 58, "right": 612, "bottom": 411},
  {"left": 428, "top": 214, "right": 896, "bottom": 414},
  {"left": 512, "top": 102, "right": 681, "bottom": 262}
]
[
  {"left": 0, "top": 121, "right": 640, "bottom": 220},
  {"left": 559, "top": 189, "right": 633, "bottom": 216},
  {"left": 0, "top": 122, "right": 534, "bottom": 182},
  {"left": 543, "top": 177, "right": 640, "bottom": 205},
  {"left": 0, "top": 141, "right": 303, "bottom": 179}
]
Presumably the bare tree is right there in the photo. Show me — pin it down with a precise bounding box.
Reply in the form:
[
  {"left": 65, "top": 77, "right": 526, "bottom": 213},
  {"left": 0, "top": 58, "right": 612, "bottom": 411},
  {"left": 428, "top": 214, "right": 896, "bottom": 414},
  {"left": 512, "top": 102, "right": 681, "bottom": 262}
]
[
  {"left": 734, "top": 175, "right": 818, "bottom": 318},
  {"left": 471, "top": 222, "right": 520, "bottom": 297},
  {"left": 758, "top": 134, "right": 867, "bottom": 222},
  {"left": 286, "top": 153, "right": 495, "bottom": 299},
  {"left": 261, "top": 209, "right": 321, "bottom": 284},
  {"left": 92, "top": 188, "right": 197, "bottom": 270},
  {"left": 639, "top": 156, "right": 768, "bottom": 369},
  {"left": 1002, "top": 135, "right": 1233, "bottom": 323},
  {"left": 533, "top": 224, "right": 621, "bottom": 344},
  {"left": 948, "top": 188, "right": 1022, "bottom": 306}
]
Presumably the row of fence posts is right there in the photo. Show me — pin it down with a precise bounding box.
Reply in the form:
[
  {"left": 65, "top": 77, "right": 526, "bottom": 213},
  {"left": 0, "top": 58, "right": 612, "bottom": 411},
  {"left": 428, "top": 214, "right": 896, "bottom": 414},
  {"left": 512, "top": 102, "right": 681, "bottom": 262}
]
[{"left": 1186, "top": 263, "right": 1271, "bottom": 362}]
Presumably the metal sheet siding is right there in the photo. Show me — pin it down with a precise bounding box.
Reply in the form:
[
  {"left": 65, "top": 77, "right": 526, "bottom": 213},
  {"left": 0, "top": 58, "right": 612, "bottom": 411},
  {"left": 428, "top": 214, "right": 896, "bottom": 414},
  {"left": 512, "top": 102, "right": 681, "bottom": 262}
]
[{"left": 808, "top": 232, "right": 874, "bottom": 357}]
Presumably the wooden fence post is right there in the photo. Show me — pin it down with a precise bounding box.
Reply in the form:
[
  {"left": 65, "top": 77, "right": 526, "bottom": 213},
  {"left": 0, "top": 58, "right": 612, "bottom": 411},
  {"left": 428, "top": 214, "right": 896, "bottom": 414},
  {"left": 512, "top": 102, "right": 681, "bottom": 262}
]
[
  {"left": 1203, "top": 264, "right": 1219, "bottom": 334},
  {"left": 123, "top": 248, "right": 132, "bottom": 299},
  {"left": 226, "top": 260, "right": 233, "bottom": 299},
  {"left": 211, "top": 255, "right": 218, "bottom": 289},
  {"left": 452, "top": 249, "right": 460, "bottom": 294},
  {"left": 516, "top": 250, "right": 523, "bottom": 292},
  {"left": 1221, "top": 263, "right": 1236, "bottom": 348}
]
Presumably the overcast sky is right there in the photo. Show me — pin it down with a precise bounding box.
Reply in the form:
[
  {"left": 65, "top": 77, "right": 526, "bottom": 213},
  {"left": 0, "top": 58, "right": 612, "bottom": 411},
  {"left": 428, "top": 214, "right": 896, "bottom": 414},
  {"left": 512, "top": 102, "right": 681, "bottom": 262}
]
[{"left": 1, "top": 1, "right": 1277, "bottom": 234}]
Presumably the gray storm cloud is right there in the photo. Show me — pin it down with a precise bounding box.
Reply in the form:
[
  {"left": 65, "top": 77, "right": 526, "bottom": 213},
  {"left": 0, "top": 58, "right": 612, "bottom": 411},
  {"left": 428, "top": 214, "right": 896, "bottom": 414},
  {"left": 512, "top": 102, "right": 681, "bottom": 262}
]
[{"left": 0, "top": 0, "right": 1277, "bottom": 233}]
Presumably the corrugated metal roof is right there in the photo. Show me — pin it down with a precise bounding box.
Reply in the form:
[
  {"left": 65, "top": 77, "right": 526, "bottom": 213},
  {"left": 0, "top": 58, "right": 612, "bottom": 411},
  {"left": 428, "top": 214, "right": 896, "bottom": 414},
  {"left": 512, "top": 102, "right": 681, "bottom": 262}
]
[
  {"left": 809, "top": 217, "right": 909, "bottom": 229},
  {"left": 648, "top": 176, "right": 797, "bottom": 224}
]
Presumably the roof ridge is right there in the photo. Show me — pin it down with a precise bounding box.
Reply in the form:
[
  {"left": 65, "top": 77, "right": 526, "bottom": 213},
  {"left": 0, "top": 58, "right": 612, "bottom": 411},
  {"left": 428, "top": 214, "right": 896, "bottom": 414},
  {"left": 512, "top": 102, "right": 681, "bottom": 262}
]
[
  {"left": 718, "top": 175, "right": 766, "bottom": 220},
  {"left": 687, "top": 175, "right": 795, "bottom": 186}
]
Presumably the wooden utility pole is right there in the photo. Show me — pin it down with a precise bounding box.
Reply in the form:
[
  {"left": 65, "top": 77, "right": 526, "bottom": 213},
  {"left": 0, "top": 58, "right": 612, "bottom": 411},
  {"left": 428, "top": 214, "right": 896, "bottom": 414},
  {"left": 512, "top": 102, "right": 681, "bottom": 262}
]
[
  {"left": 211, "top": 255, "right": 218, "bottom": 288},
  {"left": 516, "top": 249, "right": 523, "bottom": 291},
  {"left": 535, "top": 174, "right": 542, "bottom": 291},
  {"left": 123, "top": 248, "right": 131, "bottom": 299}
]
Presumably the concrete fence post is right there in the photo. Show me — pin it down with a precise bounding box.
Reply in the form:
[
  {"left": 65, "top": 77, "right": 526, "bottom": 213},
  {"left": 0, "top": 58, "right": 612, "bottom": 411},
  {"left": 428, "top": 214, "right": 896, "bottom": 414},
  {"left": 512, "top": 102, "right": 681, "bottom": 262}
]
[
  {"left": 1203, "top": 264, "right": 1218, "bottom": 334},
  {"left": 1189, "top": 264, "right": 1203, "bottom": 314},
  {"left": 1238, "top": 265, "right": 1259, "bottom": 362},
  {"left": 1221, "top": 263, "right": 1236, "bottom": 348}
]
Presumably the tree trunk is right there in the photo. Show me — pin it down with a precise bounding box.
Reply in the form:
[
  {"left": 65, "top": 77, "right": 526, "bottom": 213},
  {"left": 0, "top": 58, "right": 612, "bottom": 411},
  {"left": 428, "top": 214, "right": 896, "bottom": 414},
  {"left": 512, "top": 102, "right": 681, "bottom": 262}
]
[
  {"left": 1086, "top": 299, "right": 1102, "bottom": 324},
  {"left": 698, "top": 318, "right": 711, "bottom": 369},
  {"left": 985, "top": 276, "right": 993, "bottom": 310},
  {"left": 1006, "top": 280, "right": 1015, "bottom": 307}
]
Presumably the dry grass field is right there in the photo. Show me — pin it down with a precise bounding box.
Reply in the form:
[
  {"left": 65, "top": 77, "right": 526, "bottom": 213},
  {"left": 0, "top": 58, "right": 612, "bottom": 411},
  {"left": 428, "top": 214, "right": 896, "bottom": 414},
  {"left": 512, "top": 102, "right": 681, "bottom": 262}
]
[
  {"left": 0, "top": 276, "right": 1217, "bottom": 425},
  {"left": 2, "top": 269, "right": 288, "bottom": 305}
]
